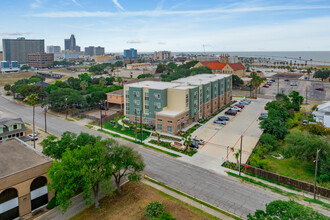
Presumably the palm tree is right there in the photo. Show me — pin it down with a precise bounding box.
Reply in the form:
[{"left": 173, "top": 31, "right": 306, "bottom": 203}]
[
  {"left": 114, "top": 116, "right": 121, "bottom": 128},
  {"left": 99, "top": 78, "right": 106, "bottom": 86},
  {"left": 307, "top": 67, "right": 312, "bottom": 80},
  {"left": 154, "top": 130, "right": 160, "bottom": 143},
  {"left": 184, "top": 135, "right": 192, "bottom": 152},
  {"left": 117, "top": 77, "right": 123, "bottom": 86},
  {"left": 25, "top": 94, "right": 38, "bottom": 149},
  {"left": 10, "top": 85, "right": 16, "bottom": 99},
  {"left": 80, "top": 80, "right": 88, "bottom": 90},
  {"left": 231, "top": 147, "right": 241, "bottom": 168},
  {"left": 250, "top": 72, "right": 262, "bottom": 98}
]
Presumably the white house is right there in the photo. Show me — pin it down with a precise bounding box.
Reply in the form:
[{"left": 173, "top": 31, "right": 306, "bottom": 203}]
[{"left": 312, "top": 102, "right": 330, "bottom": 128}]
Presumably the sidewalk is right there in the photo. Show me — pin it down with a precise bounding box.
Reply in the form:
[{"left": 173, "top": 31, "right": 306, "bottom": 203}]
[{"left": 142, "top": 178, "right": 235, "bottom": 220}]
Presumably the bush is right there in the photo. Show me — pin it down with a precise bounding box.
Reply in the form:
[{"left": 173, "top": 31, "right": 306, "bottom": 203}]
[
  {"left": 286, "top": 118, "right": 299, "bottom": 129},
  {"left": 259, "top": 134, "right": 279, "bottom": 151},
  {"left": 158, "top": 212, "right": 176, "bottom": 220},
  {"left": 145, "top": 202, "right": 165, "bottom": 219},
  {"left": 304, "top": 123, "right": 330, "bottom": 136}
]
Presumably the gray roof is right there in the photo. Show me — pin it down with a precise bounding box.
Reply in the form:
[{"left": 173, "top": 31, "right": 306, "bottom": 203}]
[
  {"left": 0, "top": 138, "right": 52, "bottom": 178},
  {"left": 35, "top": 81, "right": 50, "bottom": 88},
  {"left": 0, "top": 118, "right": 27, "bottom": 138}
]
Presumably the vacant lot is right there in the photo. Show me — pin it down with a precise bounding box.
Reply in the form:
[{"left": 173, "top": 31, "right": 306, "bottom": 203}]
[
  {"left": 0, "top": 72, "right": 34, "bottom": 86},
  {"left": 72, "top": 181, "right": 218, "bottom": 220}
]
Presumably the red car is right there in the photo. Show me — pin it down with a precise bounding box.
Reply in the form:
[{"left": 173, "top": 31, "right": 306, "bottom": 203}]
[
  {"left": 266, "top": 83, "right": 272, "bottom": 86},
  {"left": 263, "top": 85, "right": 269, "bottom": 88},
  {"left": 235, "top": 104, "right": 244, "bottom": 109},
  {"left": 315, "top": 88, "right": 324, "bottom": 91}
]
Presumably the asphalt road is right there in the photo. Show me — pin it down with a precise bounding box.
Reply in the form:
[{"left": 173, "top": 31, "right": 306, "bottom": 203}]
[{"left": 0, "top": 95, "right": 283, "bottom": 218}]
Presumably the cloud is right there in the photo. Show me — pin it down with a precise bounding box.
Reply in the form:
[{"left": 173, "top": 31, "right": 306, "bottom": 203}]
[
  {"left": 1, "top": 32, "right": 32, "bottom": 36},
  {"left": 28, "top": 5, "right": 330, "bottom": 17},
  {"left": 31, "top": 0, "right": 42, "bottom": 9},
  {"left": 112, "top": 0, "right": 125, "bottom": 11},
  {"left": 158, "top": 42, "right": 166, "bottom": 45},
  {"left": 126, "top": 40, "right": 148, "bottom": 44}
]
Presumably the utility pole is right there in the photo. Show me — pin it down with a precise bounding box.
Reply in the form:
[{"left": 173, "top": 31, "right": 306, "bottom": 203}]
[
  {"left": 314, "top": 149, "right": 320, "bottom": 199},
  {"left": 135, "top": 109, "right": 137, "bottom": 142},
  {"left": 140, "top": 110, "right": 143, "bottom": 143},
  {"left": 226, "top": 146, "right": 229, "bottom": 163},
  {"left": 65, "top": 97, "right": 68, "bottom": 119},
  {"left": 44, "top": 105, "right": 48, "bottom": 133},
  {"left": 277, "top": 77, "right": 280, "bottom": 94},
  {"left": 239, "top": 135, "right": 243, "bottom": 176},
  {"left": 100, "top": 101, "right": 103, "bottom": 130},
  {"left": 306, "top": 87, "right": 308, "bottom": 104},
  {"left": 33, "top": 105, "right": 35, "bottom": 149}
]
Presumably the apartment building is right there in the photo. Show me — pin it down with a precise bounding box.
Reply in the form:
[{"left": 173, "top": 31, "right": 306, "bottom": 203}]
[
  {"left": 154, "top": 51, "right": 172, "bottom": 60},
  {"left": 28, "top": 52, "right": 54, "bottom": 69},
  {"left": 124, "top": 74, "right": 232, "bottom": 134}
]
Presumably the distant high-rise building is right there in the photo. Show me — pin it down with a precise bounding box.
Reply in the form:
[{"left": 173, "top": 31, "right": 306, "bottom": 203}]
[
  {"left": 64, "top": 34, "right": 78, "bottom": 51},
  {"left": 47, "top": 45, "right": 61, "bottom": 54},
  {"left": 124, "top": 48, "right": 137, "bottom": 60},
  {"left": 1, "top": 61, "right": 10, "bottom": 68},
  {"left": 2, "top": 37, "right": 44, "bottom": 63},
  {"left": 154, "top": 51, "right": 172, "bottom": 60},
  {"left": 84, "top": 46, "right": 105, "bottom": 56},
  {"left": 11, "top": 61, "right": 18, "bottom": 68},
  {"left": 94, "top": 46, "right": 105, "bottom": 56},
  {"left": 28, "top": 52, "right": 54, "bottom": 69}
]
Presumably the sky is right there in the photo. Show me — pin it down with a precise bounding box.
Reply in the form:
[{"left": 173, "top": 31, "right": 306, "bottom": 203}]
[{"left": 1, "top": 0, "right": 330, "bottom": 52}]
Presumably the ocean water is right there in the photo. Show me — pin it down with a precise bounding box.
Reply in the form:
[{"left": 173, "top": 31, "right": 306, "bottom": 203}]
[{"left": 173, "top": 51, "right": 330, "bottom": 64}]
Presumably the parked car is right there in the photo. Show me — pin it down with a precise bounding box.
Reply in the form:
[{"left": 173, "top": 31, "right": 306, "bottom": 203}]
[
  {"left": 266, "top": 83, "right": 272, "bottom": 86},
  {"left": 27, "top": 134, "right": 38, "bottom": 140},
  {"left": 225, "top": 110, "right": 237, "bottom": 116},
  {"left": 240, "top": 99, "right": 250, "bottom": 104},
  {"left": 259, "top": 113, "right": 268, "bottom": 119},
  {"left": 230, "top": 107, "right": 242, "bottom": 112},
  {"left": 214, "top": 120, "right": 227, "bottom": 125},
  {"left": 290, "top": 82, "right": 297, "bottom": 86},
  {"left": 270, "top": 79, "right": 276, "bottom": 82},
  {"left": 189, "top": 141, "right": 199, "bottom": 149},
  {"left": 315, "top": 88, "right": 324, "bottom": 91},
  {"left": 193, "top": 138, "right": 205, "bottom": 145},
  {"left": 263, "top": 85, "right": 269, "bottom": 88},
  {"left": 218, "top": 116, "right": 230, "bottom": 121},
  {"left": 302, "top": 120, "right": 309, "bottom": 126},
  {"left": 239, "top": 101, "right": 249, "bottom": 105},
  {"left": 235, "top": 104, "right": 244, "bottom": 109},
  {"left": 284, "top": 79, "right": 290, "bottom": 81}
]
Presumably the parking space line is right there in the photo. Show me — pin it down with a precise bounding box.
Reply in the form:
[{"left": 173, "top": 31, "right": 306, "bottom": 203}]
[{"left": 223, "top": 112, "right": 262, "bottom": 161}]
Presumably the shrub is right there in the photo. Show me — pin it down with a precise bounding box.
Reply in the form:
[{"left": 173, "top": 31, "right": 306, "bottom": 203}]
[
  {"left": 286, "top": 118, "right": 299, "bottom": 129},
  {"left": 259, "top": 134, "right": 279, "bottom": 151},
  {"left": 158, "top": 212, "right": 176, "bottom": 220},
  {"left": 145, "top": 202, "right": 165, "bottom": 219},
  {"left": 304, "top": 123, "right": 330, "bottom": 136},
  {"left": 46, "top": 196, "right": 57, "bottom": 209}
]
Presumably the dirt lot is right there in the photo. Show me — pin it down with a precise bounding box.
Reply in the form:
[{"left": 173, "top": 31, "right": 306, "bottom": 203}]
[
  {"left": 84, "top": 105, "right": 122, "bottom": 118},
  {"left": 0, "top": 72, "right": 35, "bottom": 86},
  {"left": 72, "top": 181, "right": 217, "bottom": 220}
]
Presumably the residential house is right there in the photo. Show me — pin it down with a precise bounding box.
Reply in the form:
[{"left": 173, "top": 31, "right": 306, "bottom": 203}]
[
  {"left": 312, "top": 102, "right": 330, "bottom": 128},
  {"left": 0, "top": 118, "right": 27, "bottom": 142},
  {"left": 193, "top": 61, "right": 246, "bottom": 77}
]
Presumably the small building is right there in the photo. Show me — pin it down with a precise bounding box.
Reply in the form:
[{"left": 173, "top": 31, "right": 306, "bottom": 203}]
[
  {"left": 0, "top": 138, "right": 53, "bottom": 219},
  {"left": 107, "top": 89, "right": 124, "bottom": 109},
  {"left": 193, "top": 61, "right": 246, "bottom": 77},
  {"left": 312, "top": 102, "right": 330, "bottom": 128},
  {"left": 28, "top": 52, "right": 54, "bottom": 69},
  {"left": 93, "top": 55, "right": 116, "bottom": 62},
  {"left": 0, "top": 118, "right": 27, "bottom": 142}
]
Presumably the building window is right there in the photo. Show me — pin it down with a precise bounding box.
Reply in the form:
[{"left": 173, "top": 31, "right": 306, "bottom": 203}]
[
  {"left": 186, "top": 94, "right": 189, "bottom": 107},
  {"left": 158, "top": 119, "right": 162, "bottom": 122},
  {"left": 154, "top": 102, "right": 161, "bottom": 109},
  {"left": 167, "top": 126, "right": 172, "bottom": 133},
  {"left": 145, "top": 92, "right": 149, "bottom": 97},
  {"left": 167, "top": 121, "right": 172, "bottom": 123},
  {"left": 13, "top": 124, "right": 18, "bottom": 130},
  {"left": 177, "top": 125, "right": 180, "bottom": 131},
  {"left": 155, "top": 93, "right": 161, "bottom": 99},
  {"left": 186, "top": 112, "right": 189, "bottom": 116},
  {"left": 157, "top": 124, "right": 162, "bottom": 130}
]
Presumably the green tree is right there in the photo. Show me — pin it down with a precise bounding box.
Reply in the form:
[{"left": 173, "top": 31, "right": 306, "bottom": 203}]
[
  {"left": 117, "top": 76, "right": 123, "bottom": 86},
  {"left": 306, "top": 67, "right": 312, "bottom": 80},
  {"left": 231, "top": 147, "right": 241, "bottom": 168},
  {"left": 156, "top": 63, "right": 166, "bottom": 73},
  {"left": 78, "top": 73, "right": 92, "bottom": 82},
  {"left": 313, "top": 69, "right": 330, "bottom": 81},
  {"left": 248, "top": 200, "right": 328, "bottom": 220},
  {"left": 250, "top": 72, "right": 262, "bottom": 98},
  {"left": 20, "top": 65, "right": 30, "bottom": 71},
  {"left": 48, "top": 140, "right": 115, "bottom": 211},
  {"left": 232, "top": 74, "right": 244, "bottom": 87},
  {"left": 4, "top": 84, "right": 11, "bottom": 92},
  {"left": 46, "top": 88, "right": 85, "bottom": 110},
  {"left": 106, "top": 76, "right": 115, "bottom": 85},
  {"left": 137, "top": 73, "right": 153, "bottom": 79},
  {"left": 25, "top": 93, "right": 38, "bottom": 148},
  {"left": 289, "top": 91, "right": 304, "bottom": 111},
  {"left": 99, "top": 77, "right": 106, "bottom": 86},
  {"left": 167, "top": 62, "right": 178, "bottom": 73},
  {"left": 10, "top": 85, "right": 17, "bottom": 98},
  {"left": 80, "top": 80, "right": 89, "bottom": 91},
  {"left": 108, "top": 145, "right": 145, "bottom": 194},
  {"left": 67, "top": 77, "right": 81, "bottom": 90},
  {"left": 29, "top": 75, "right": 45, "bottom": 83},
  {"left": 260, "top": 117, "right": 289, "bottom": 139}
]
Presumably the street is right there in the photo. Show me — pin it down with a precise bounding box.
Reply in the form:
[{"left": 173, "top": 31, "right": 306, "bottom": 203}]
[{"left": 0, "top": 95, "right": 288, "bottom": 218}]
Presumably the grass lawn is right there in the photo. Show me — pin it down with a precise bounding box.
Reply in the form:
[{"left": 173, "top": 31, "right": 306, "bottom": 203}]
[
  {"left": 266, "top": 157, "right": 317, "bottom": 185},
  {"left": 71, "top": 181, "right": 219, "bottom": 220},
  {"left": 0, "top": 72, "right": 34, "bottom": 86},
  {"left": 103, "top": 121, "right": 150, "bottom": 141}
]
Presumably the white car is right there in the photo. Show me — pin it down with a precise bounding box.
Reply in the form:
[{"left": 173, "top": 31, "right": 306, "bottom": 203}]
[
  {"left": 230, "top": 107, "right": 242, "bottom": 112},
  {"left": 27, "top": 134, "right": 38, "bottom": 140}
]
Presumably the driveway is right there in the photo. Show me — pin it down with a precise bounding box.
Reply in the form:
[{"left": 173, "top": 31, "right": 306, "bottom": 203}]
[{"left": 180, "top": 98, "right": 268, "bottom": 172}]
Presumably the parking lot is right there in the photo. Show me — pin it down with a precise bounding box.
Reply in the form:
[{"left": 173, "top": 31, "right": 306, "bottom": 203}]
[
  {"left": 260, "top": 78, "right": 330, "bottom": 101},
  {"left": 180, "top": 98, "right": 269, "bottom": 171}
]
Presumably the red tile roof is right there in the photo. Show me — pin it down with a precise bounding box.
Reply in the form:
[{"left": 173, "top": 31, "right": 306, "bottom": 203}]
[
  {"left": 199, "top": 61, "right": 227, "bottom": 70},
  {"left": 228, "top": 63, "right": 245, "bottom": 71}
]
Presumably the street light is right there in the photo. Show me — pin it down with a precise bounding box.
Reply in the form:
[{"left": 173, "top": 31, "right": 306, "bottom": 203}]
[
  {"left": 44, "top": 105, "right": 48, "bottom": 133},
  {"left": 65, "top": 97, "right": 68, "bottom": 119}
]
